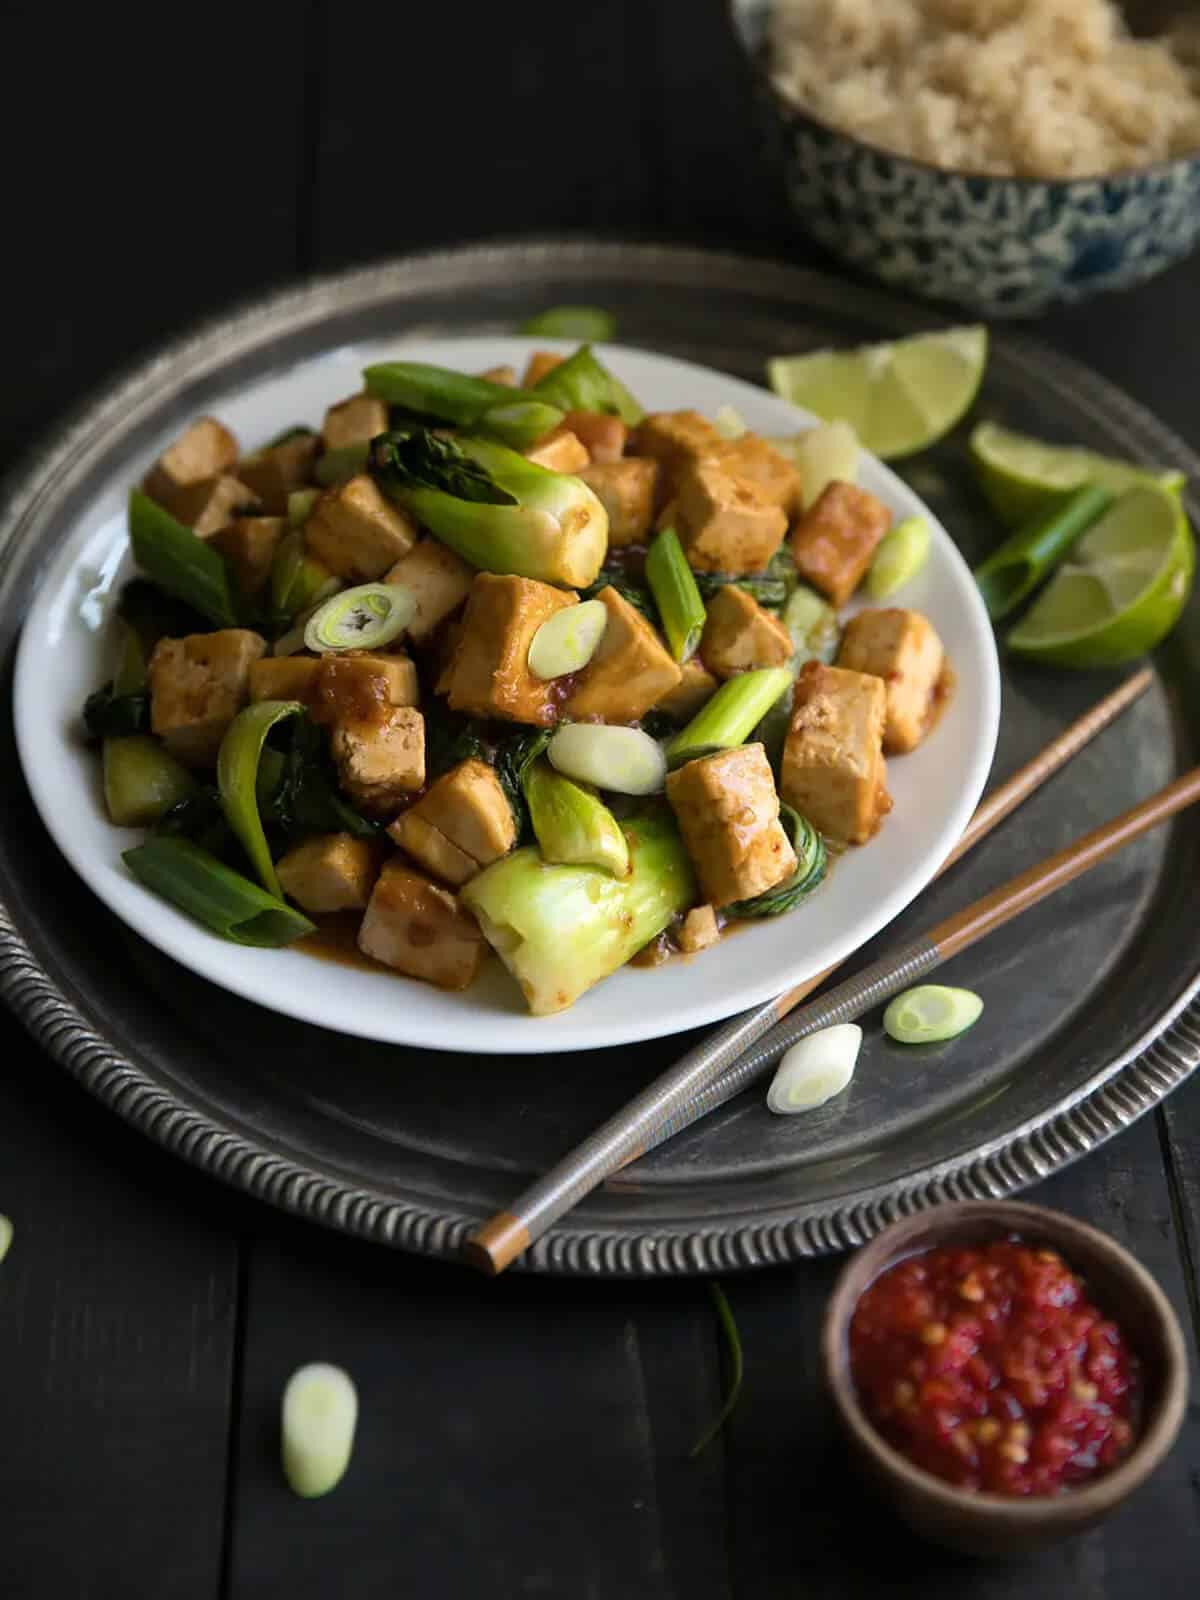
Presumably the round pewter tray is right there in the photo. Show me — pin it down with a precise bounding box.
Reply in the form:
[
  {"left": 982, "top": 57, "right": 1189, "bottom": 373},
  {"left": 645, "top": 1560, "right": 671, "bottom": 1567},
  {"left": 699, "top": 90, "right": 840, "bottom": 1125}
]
[{"left": 1, "top": 240, "right": 1198, "bottom": 1277}]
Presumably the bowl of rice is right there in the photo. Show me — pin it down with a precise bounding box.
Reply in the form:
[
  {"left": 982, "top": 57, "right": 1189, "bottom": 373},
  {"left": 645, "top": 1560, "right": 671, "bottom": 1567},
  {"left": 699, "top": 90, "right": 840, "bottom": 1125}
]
[{"left": 731, "top": 0, "right": 1200, "bottom": 315}]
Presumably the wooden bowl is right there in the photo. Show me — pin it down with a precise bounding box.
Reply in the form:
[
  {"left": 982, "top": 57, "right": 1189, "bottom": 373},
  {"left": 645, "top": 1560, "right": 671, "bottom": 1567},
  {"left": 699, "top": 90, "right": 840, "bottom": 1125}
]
[{"left": 821, "top": 1201, "right": 1189, "bottom": 1557}]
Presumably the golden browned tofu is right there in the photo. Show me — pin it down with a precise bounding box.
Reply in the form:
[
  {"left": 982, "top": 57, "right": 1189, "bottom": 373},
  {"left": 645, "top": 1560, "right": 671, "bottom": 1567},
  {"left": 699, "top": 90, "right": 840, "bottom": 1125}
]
[
  {"left": 403, "top": 759, "right": 516, "bottom": 866},
  {"left": 276, "top": 833, "right": 381, "bottom": 913},
  {"left": 789, "top": 481, "right": 891, "bottom": 608},
  {"left": 172, "top": 475, "right": 258, "bottom": 537},
  {"left": 565, "top": 410, "right": 627, "bottom": 463},
  {"left": 630, "top": 410, "right": 725, "bottom": 496},
  {"left": 837, "top": 609, "right": 946, "bottom": 755},
  {"left": 441, "top": 574, "right": 576, "bottom": 726},
  {"left": 331, "top": 707, "right": 425, "bottom": 817},
  {"left": 700, "top": 586, "right": 793, "bottom": 679},
  {"left": 565, "top": 586, "right": 682, "bottom": 723},
  {"left": 249, "top": 655, "right": 323, "bottom": 705},
  {"left": 657, "top": 655, "right": 719, "bottom": 721},
  {"left": 671, "top": 459, "right": 788, "bottom": 575},
  {"left": 524, "top": 425, "right": 590, "bottom": 474},
  {"left": 148, "top": 629, "right": 267, "bottom": 767},
  {"left": 358, "top": 858, "right": 487, "bottom": 991},
  {"left": 712, "top": 434, "right": 803, "bottom": 515},
  {"left": 304, "top": 475, "right": 419, "bottom": 581},
  {"left": 321, "top": 392, "right": 389, "bottom": 451},
  {"left": 677, "top": 904, "right": 721, "bottom": 954},
  {"left": 387, "top": 812, "right": 478, "bottom": 888},
  {"left": 236, "top": 433, "right": 319, "bottom": 513},
  {"left": 666, "top": 744, "right": 797, "bottom": 908},
  {"left": 781, "top": 662, "right": 890, "bottom": 845},
  {"left": 577, "top": 459, "right": 658, "bottom": 548},
  {"left": 210, "top": 515, "right": 286, "bottom": 596},
  {"left": 143, "top": 417, "right": 239, "bottom": 512},
  {"left": 522, "top": 351, "right": 565, "bottom": 387},
  {"left": 384, "top": 539, "right": 474, "bottom": 643},
  {"left": 313, "top": 652, "right": 420, "bottom": 721},
  {"left": 477, "top": 365, "right": 518, "bottom": 386}
]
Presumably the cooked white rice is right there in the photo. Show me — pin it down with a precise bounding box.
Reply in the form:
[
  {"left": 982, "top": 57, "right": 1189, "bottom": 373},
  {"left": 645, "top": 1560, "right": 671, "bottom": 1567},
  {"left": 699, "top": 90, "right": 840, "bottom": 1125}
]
[{"left": 769, "top": 0, "right": 1200, "bottom": 178}]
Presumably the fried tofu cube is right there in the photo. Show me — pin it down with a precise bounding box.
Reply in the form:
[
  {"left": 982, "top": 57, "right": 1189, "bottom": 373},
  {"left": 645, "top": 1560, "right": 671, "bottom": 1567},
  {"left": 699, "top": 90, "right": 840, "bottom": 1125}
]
[
  {"left": 658, "top": 655, "right": 719, "bottom": 721},
  {"left": 314, "top": 652, "right": 420, "bottom": 722},
  {"left": 276, "top": 833, "right": 381, "bottom": 913},
  {"left": 384, "top": 539, "right": 474, "bottom": 644},
  {"left": 304, "top": 475, "right": 418, "bottom": 581},
  {"left": 210, "top": 515, "right": 286, "bottom": 596},
  {"left": 671, "top": 459, "right": 788, "bottom": 575},
  {"left": 524, "top": 425, "right": 590, "bottom": 474},
  {"left": 331, "top": 707, "right": 425, "bottom": 817},
  {"left": 700, "top": 586, "right": 794, "bottom": 679},
  {"left": 404, "top": 758, "right": 516, "bottom": 866},
  {"left": 522, "top": 351, "right": 565, "bottom": 387},
  {"left": 441, "top": 574, "right": 577, "bottom": 726},
  {"left": 789, "top": 481, "right": 891, "bottom": 608},
  {"left": 781, "top": 662, "right": 890, "bottom": 845},
  {"left": 388, "top": 812, "right": 478, "bottom": 888},
  {"left": 235, "top": 433, "right": 320, "bottom": 513},
  {"left": 678, "top": 904, "right": 721, "bottom": 954},
  {"left": 478, "top": 365, "right": 518, "bottom": 386},
  {"left": 837, "top": 609, "right": 946, "bottom": 755},
  {"left": 249, "top": 655, "right": 323, "bottom": 706},
  {"left": 565, "top": 585, "right": 682, "bottom": 723},
  {"left": 358, "top": 859, "right": 487, "bottom": 991},
  {"left": 577, "top": 459, "right": 658, "bottom": 548},
  {"left": 565, "top": 410, "right": 627, "bottom": 463},
  {"left": 630, "top": 410, "right": 725, "bottom": 495},
  {"left": 712, "top": 434, "right": 803, "bottom": 515},
  {"left": 148, "top": 629, "right": 267, "bottom": 767},
  {"left": 666, "top": 744, "right": 797, "bottom": 908},
  {"left": 143, "top": 417, "right": 239, "bottom": 512},
  {"left": 321, "top": 392, "right": 389, "bottom": 451},
  {"left": 172, "top": 474, "right": 259, "bottom": 537}
]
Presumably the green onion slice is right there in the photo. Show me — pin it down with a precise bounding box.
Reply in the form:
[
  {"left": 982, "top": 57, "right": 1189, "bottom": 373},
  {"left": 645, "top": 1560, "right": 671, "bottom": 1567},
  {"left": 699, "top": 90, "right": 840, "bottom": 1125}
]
[
  {"left": 883, "top": 985, "right": 984, "bottom": 1044},
  {"left": 527, "top": 599, "right": 608, "bottom": 679},
  {"left": 282, "top": 1362, "right": 359, "bottom": 1499},
  {"left": 668, "top": 667, "right": 794, "bottom": 767},
  {"left": 974, "top": 484, "right": 1112, "bottom": 620},
  {"left": 127, "top": 490, "right": 237, "bottom": 628},
  {"left": 0, "top": 1214, "right": 12, "bottom": 1265},
  {"left": 123, "top": 837, "right": 315, "bottom": 946},
  {"left": 218, "top": 700, "right": 305, "bottom": 896},
  {"left": 520, "top": 306, "right": 617, "bottom": 341},
  {"left": 727, "top": 806, "right": 827, "bottom": 919},
  {"left": 867, "top": 515, "right": 932, "bottom": 600},
  {"left": 645, "top": 527, "right": 706, "bottom": 663},
  {"left": 547, "top": 723, "right": 666, "bottom": 796},
  {"left": 767, "top": 1024, "right": 862, "bottom": 1114},
  {"left": 303, "top": 583, "right": 415, "bottom": 654}
]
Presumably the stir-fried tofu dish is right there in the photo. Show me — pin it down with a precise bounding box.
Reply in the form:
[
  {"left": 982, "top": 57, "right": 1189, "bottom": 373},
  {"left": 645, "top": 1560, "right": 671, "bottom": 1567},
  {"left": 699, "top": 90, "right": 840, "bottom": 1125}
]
[{"left": 84, "top": 345, "right": 949, "bottom": 1015}]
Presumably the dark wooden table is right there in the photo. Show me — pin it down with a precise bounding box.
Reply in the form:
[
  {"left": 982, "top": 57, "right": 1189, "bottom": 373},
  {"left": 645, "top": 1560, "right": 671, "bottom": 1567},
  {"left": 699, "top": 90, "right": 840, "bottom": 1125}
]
[{"left": 2, "top": 4, "right": 1198, "bottom": 1595}]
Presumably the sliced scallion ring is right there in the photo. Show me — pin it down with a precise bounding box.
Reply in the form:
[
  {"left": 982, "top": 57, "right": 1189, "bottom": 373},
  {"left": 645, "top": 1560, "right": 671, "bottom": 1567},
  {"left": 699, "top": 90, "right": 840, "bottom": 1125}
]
[
  {"left": 0, "top": 1214, "right": 12, "bottom": 1264},
  {"left": 281, "top": 1363, "right": 359, "bottom": 1498},
  {"left": 547, "top": 723, "right": 667, "bottom": 796},
  {"left": 767, "top": 1024, "right": 862, "bottom": 1114},
  {"left": 527, "top": 598, "right": 609, "bottom": 679},
  {"left": 303, "top": 583, "right": 416, "bottom": 654},
  {"left": 883, "top": 985, "right": 983, "bottom": 1044}
]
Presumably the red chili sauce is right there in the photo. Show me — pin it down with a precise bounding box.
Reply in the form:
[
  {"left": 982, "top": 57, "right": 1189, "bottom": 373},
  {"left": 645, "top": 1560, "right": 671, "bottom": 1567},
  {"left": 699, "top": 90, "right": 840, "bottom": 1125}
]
[{"left": 848, "top": 1239, "right": 1138, "bottom": 1496}]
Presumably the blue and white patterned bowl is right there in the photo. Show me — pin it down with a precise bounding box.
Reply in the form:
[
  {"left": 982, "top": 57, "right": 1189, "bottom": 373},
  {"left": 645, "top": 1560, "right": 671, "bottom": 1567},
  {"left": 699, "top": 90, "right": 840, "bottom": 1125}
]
[{"left": 730, "top": 0, "right": 1200, "bottom": 318}]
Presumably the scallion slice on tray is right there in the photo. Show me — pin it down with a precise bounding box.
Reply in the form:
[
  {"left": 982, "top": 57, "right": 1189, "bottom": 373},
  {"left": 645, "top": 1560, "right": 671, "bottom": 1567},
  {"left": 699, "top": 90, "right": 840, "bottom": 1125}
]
[
  {"left": 303, "top": 583, "right": 415, "bottom": 653},
  {"left": 282, "top": 1363, "right": 359, "bottom": 1499},
  {"left": 767, "top": 1025, "right": 863, "bottom": 1114},
  {"left": 883, "top": 986, "right": 983, "bottom": 1044}
]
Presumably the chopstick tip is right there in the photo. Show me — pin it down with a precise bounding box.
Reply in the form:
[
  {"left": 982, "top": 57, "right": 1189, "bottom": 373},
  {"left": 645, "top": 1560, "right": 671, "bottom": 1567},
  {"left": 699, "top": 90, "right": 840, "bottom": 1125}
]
[{"left": 462, "top": 1212, "right": 532, "bottom": 1277}]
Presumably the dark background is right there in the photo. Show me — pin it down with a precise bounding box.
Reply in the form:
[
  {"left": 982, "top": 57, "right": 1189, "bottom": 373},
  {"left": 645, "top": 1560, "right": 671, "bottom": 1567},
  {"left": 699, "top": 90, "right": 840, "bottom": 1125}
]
[{"left": 2, "top": 2, "right": 1198, "bottom": 1596}]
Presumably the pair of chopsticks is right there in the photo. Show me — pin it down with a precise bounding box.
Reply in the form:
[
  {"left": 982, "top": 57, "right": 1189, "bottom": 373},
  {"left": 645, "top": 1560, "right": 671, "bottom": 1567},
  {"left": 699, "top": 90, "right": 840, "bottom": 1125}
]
[{"left": 466, "top": 668, "right": 1192, "bottom": 1276}]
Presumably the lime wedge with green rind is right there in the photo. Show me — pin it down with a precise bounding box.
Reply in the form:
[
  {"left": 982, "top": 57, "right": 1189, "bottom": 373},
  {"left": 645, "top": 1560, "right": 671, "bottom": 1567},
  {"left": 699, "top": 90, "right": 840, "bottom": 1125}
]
[
  {"left": 768, "top": 327, "right": 987, "bottom": 461},
  {"left": 1006, "top": 484, "right": 1195, "bottom": 668},
  {"left": 970, "top": 421, "right": 1186, "bottom": 529}
]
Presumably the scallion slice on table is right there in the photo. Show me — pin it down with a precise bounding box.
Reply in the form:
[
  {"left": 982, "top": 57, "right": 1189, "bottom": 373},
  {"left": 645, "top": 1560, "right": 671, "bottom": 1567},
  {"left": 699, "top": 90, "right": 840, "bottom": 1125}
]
[
  {"left": 127, "top": 490, "right": 238, "bottom": 627},
  {"left": 547, "top": 724, "right": 667, "bottom": 796},
  {"left": 123, "top": 837, "right": 315, "bottom": 946},
  {"left": 217, "top": 700, "right": 305, "bottom": 896},
  {"left": 281, "top": 1363, "right": 359, "bottom": 1499},
  {"left": 104, "top": 736, "right": 196, "bottom": 827},
  {"left": 883, "top": 985, "right": 983, "bottom": 1044},
  {"left": 0, "top": 1215, "right": 12, "bottom": 1265},
  {"left": 973, "top": 484, "right": 1112, "bottom": 620},
  {"left": 303, "top": 583, "right": 415, "bottom": 653},
  {"left": 767, "top": 1025, "right": 863, "bottom": 1114},
  {"left": 527, "top": 598, "right": 609, "bottom": 679},
  {"left": 523, "top": 761, "right": 630, "bottom": 877},
  {"left": 645, "top": 528, "right": 706, "bottom": 663},
  {"left": 520, "top": 306, "right": 617, "bottom": 341},
  {"left": 867, "top": 515, "right": 932, "bottom": 599},
  {"left": 727, "top": 807, "right": 826, "bottom": 918},
  {"left": 668, "top": 667, "right": 794, "bottom": 767}
]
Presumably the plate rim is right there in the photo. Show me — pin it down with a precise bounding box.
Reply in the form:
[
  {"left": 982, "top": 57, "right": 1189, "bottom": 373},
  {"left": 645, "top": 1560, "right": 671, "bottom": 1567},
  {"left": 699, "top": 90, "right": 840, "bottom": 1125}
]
[{"left": 2, "top": 236, "right": 1199, "bottom": 1275}]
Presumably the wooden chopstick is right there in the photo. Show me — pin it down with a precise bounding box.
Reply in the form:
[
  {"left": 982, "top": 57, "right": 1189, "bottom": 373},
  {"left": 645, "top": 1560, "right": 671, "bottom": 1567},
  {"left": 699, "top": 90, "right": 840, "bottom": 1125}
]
[{"left": 464, "top": 671, "right": 1161, "bottom": 1276}]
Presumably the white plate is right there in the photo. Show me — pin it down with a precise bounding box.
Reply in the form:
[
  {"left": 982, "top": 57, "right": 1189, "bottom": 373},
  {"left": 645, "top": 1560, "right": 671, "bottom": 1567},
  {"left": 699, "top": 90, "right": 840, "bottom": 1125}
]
[{"left": 13, "top": 336, "right": 1000, "bottom": 1053}]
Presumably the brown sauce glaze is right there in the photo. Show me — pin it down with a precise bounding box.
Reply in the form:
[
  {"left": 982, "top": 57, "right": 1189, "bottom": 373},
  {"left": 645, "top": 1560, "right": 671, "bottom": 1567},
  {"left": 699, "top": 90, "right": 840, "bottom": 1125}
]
[{"left": 296, "top": 912, "right": 386, "bottom": 974}]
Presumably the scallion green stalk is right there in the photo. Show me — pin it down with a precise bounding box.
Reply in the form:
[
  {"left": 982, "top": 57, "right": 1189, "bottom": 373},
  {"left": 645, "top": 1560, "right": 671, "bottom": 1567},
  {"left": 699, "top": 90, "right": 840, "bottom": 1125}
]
[
  {"left": 217, "top": 700, "right": 305, "bottom": 896},
  {"left": 123, "top": 837, "right": 315, "bottom": 946},
  {"left": 520, "top": 307, "right": 617, "bottom": 340},
  {"left": 314, "top": 441, "right": 371, "bottom": 487},
  {"left": 645, "top": 528, "right": 706, "bottom": 663},
  {"left": 668, "top": 668, "right": 794, "bottom": 766},
  {"left": 128, "top": 490, "right": 237, "bottom": 627},
  {"left": 974, "top": 484, "right": 1112, "bottom": 620},
  {"left": 531, "top": 344, "right": 643, "bottom": 423},
  {"left": 361, "top": 361, "right": 565, "bottom": 448}
]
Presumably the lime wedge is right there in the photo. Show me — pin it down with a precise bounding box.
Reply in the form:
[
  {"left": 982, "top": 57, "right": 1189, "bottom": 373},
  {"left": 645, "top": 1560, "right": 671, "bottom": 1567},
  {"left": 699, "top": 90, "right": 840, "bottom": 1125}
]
[
  {"left": 1007, "top": 484, "right": 1195, "bottom": 667},
  {"left": 768, "top": 327, "right": 987, "bottom": 461},
  {"left": 970, "top": 421, "right": 1186, "bottom": 528}
]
